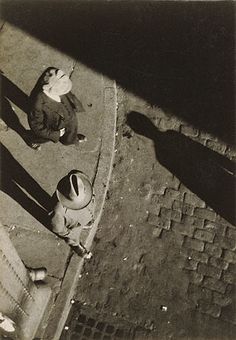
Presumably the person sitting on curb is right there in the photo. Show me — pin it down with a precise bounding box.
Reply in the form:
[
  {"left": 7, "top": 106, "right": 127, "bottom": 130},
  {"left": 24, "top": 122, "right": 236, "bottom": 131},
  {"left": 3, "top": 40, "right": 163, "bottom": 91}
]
[
  {"left": 49, "top": 170, "right": 95, "bottom": 257},
  {"left": 28, "top": 67, "right": 87, "bottom": 150}
]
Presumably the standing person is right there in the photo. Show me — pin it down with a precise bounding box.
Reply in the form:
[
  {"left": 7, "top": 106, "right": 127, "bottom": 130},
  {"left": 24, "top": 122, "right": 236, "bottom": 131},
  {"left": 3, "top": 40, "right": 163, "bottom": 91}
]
[
  {"left": 49, "top": 170, "right": 95, "bottom": 256},
  {"left": 28, "top": 67, "right": 86, "bottom": 150}
]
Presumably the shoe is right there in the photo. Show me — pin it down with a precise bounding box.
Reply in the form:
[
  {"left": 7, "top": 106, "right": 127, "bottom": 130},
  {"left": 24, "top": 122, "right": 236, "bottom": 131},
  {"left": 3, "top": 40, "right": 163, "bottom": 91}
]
[
  {"left": 82, "top": 219, "right": 94, "bottom": 229},
  {"left": 29, "top": 142, "right": 41, "bottom": 151},
  {"left": 71, "top": 244, "right": 87, "bottom": 256},
  {"left": 71, "top": 245, "right": 84, "bottom": 256},
  {"left": 71, "top": 243, "right": 92, "bottom": 259},
  {"left": 76, "top": 134, "right": 87, "bottom": 143}
]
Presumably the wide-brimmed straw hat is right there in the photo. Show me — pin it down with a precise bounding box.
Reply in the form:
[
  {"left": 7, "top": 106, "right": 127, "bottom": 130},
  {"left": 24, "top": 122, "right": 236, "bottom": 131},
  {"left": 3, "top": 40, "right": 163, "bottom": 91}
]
[
  {"left": 42, "top": 68, "right": 72, "bottom": 96},
  {"left": 56, "top": 170, "right": 93, "bottom": 210}
]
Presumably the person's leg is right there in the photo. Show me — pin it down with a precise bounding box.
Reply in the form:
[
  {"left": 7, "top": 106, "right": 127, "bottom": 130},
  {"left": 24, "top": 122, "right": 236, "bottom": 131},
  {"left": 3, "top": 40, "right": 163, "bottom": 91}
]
[
  {"left": 54, "top": 224, "right": 89, "bottom": 256},
  {"left": 59, "top": 114, "right": 78, "bottom": 145},
  {"left": 60, "top": 115, "right": 86, "bottom": 145},
  {"left": 60, "top": 126, "right": 77, "bottom": 145},
  {"left": 26, "top": 131, "right": 50, "bottom": 150}
]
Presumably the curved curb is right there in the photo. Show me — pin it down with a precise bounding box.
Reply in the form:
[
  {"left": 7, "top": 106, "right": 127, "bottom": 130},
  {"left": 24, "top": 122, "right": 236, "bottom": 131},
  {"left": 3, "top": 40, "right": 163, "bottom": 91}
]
[{"left": 41, "top": 78, "right": 117, "bottom": 340}]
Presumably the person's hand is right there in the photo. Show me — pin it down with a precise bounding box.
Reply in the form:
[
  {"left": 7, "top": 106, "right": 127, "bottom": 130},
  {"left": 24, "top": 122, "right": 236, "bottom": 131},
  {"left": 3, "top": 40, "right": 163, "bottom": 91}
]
[{"left": 59, "top": 128, "right": 65, "bottom": 137}]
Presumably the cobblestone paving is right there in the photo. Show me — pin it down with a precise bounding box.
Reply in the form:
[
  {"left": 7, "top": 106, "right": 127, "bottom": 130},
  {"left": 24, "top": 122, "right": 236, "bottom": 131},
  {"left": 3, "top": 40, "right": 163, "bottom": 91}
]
[
  {"left": 61, "top": 86, "right": 236, "bottom": 338},
  {"left": 138, "top": 115, "right": 236, "bottom": 324}
]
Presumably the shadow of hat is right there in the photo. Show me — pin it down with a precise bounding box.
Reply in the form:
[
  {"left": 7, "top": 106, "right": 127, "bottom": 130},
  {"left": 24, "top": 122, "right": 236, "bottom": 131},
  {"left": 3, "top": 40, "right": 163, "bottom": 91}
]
[{"left": 56, "top": 170, "right": 93, "bottom": 210}]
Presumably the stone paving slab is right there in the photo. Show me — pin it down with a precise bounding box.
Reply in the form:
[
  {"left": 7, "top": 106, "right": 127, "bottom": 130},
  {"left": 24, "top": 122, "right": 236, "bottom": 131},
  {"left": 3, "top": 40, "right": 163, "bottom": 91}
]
[
  {"left": 0, "top": 21, "right": 104, "bottom": 243},
  {"left": 0, "top": 21, "right": 117, "bottom": 339},
  {"left": 0, "top": 22, "right": 74, "bottom": 96},
  {"left": 5, "top": 226, "right": 69, "bottom": 279},
  {"left": 41, "top": 77, "right": 117, "bottom": 340}
]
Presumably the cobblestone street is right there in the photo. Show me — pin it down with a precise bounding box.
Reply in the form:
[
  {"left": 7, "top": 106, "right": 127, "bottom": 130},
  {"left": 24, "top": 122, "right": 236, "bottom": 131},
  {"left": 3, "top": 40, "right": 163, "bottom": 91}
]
[
  {"left": 61, "top": 86, "right": 236, "bottom": 339},
  {"left": 0, "top": 1, "right": 235, "bottom": 339}
]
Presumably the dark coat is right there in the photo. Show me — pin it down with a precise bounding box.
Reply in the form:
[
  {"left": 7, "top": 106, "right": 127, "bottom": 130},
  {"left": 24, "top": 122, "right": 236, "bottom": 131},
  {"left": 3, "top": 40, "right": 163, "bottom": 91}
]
[{"left": 28, "top": 91, "right": 84, "bottom": 144}]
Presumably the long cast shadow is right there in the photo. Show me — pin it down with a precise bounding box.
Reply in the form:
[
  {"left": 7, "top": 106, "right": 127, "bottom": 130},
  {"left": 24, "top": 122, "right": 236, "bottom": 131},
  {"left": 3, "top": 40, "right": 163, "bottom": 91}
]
[
  {"left": 2, "top": 1, "right": 235, "bottom": 145},
  {"left": 0, "top": 143, "right": 51, "bottom": 228},
  {"left": 1, "top": 73, "right": 29, "bottom": 113},
  {"left": 127, "top": 111, "right": 236, "bottom": 226},
  {"left": 0, "top": 73, "right": 31, "bottom": 143}
]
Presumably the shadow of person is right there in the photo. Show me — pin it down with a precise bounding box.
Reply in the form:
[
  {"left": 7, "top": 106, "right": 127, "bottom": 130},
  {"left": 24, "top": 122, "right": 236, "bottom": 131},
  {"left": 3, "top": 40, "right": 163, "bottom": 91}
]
[
  {"left": 0, "top": 143, "right": 52, "bottom": 229},
  {"left": 0, "top": 73, "right": 33, "bottom": 144},
  {"left": 0, "top": 96, "right": 30, "bottom": 143},
  {"left": 127, "top": 111, "right": 236, "bottom": 226},
  {"left": 1, "top": 73, "right": 29, "bottom": 112}
]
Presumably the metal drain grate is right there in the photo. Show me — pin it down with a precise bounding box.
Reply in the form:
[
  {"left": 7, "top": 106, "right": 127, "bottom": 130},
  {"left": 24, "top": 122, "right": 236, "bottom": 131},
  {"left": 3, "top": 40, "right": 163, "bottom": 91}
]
[
  {"left": 61, "top": 305, "right": 139, "bottom": 340},
  {"left": 72, "top": 313, "right": 133, "bottom": 339}
]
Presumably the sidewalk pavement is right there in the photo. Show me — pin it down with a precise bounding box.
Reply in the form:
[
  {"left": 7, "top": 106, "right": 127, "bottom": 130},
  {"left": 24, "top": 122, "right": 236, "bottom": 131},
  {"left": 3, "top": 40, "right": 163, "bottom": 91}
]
[{"left": 0, "top": 22, "right": 117, "bottom": 339}]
